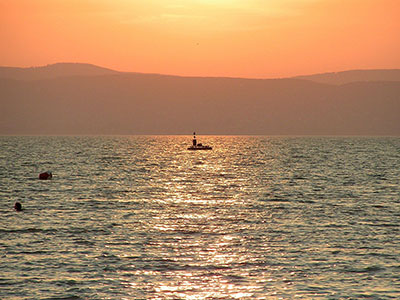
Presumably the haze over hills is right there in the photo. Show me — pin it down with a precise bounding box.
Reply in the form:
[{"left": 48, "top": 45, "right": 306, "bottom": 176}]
[
  {"left": 2, "top": 63, "right": 400, "bottom": 83},
  {"left": 295, "top": 69, "right": 400, "bottom": 85},
  {"left": 0, "top": 63, "right": 399, "bottom": 135},
  {"left": 0, "top": 63, "right": 119, "bottom": 81}
]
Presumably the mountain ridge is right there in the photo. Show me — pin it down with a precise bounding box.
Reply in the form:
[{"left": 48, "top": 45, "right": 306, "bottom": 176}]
[
  {"left": 295, "top": 69, "right": 400, "bottom": 85},
  {"left": 1, "top": 63, "right": 400, "bottom": 84},
  {"left": 0, "top": 62, "right": 119, "bottom": 81}
]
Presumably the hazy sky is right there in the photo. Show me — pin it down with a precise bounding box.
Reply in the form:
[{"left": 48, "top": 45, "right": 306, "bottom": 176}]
[{"left": 1, "top": 0, "right": 399, "bottom": 78}]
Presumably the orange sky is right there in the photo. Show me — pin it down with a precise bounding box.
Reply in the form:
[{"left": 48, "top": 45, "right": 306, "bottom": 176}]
[{"left": 1, "top": 0, "right": 399, "bottom": 78}]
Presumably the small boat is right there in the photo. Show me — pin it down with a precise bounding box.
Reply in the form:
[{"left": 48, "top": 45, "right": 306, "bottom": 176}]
[{"left": 187, "top": 132, "right": 212, "bottom": 150}]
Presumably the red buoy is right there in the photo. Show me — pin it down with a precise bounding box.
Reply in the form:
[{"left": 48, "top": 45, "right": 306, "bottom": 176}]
[{"left": 39, "top": 171, "right": 52, "bottom": 180}]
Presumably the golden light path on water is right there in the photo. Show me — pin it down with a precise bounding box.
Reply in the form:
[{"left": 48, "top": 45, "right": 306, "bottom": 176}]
[
  {"left": 107, "top": 136, "right": 312, "bottom": 299},
  {"left": 114, "top": 136, "right": 279, "bottom": 298}
]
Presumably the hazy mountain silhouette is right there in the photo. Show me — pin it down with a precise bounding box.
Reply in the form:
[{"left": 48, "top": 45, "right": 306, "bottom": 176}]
[
  {"left": 1, "top": 63, "right": 399, "bottom": 135},
  {"left": 0, "top": 63, "right": 119, "bottom": 81},
  {"left": 295, "top": 69, "right": 400, "bottom": 85}
]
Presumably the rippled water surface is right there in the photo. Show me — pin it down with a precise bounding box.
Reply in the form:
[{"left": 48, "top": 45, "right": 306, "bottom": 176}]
[{"left": 1, "top": 136, "right": 399, "bottom": 299}]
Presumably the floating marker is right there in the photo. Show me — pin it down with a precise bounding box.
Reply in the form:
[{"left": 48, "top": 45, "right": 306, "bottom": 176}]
[{"left": 39, "top": 171, "right": 52, "bottom": 180}]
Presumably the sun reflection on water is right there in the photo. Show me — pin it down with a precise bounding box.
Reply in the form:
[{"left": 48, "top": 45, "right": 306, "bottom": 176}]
[{"left": 125, "top": 137, "right": 271, "bottom": 298}]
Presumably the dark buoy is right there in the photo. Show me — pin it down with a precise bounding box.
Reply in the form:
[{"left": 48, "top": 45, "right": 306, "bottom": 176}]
[
  {"left": 39, "top": 171, "right": 52, "bottom": 180},
  {"left": 14, "top": 202, "right": 22, "bottom": 211}
]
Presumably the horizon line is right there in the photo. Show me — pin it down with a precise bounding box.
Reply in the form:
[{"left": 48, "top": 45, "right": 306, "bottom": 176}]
[
  {"left": 1, "top": 61, "right": 400, "bottom": 81},
  {"left": 1, "top": 134, "right": 399, "bottom": 138}
]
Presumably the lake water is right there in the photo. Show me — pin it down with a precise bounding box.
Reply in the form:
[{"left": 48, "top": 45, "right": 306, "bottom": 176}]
[{"left": 1, "top": 136, "right": 399, "bottom": 299}]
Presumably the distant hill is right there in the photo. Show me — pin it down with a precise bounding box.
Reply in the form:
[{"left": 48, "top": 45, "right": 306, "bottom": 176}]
[
  {"left": 0, "top": 63, "right": 399, "bottom": 135},
  {"left": 0, "top": 63, "right": 119, "bottom": 81},
  {"left": 295, "top": 69, "right": 400, "bottom": 85},
  {"left": 2, "top": 63, "right": 400, "bottom": 84}
]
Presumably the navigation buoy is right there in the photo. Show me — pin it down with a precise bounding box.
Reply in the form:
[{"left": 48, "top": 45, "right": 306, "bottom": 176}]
[
  {"left": 39, "top": 171, "right": 52, "bottom": 180},
  {"left": 187, "top": 132, "right": 212, "bottom": 150},
  {"left": 14, "top": 202, "right": 22, "bottom": 211}
]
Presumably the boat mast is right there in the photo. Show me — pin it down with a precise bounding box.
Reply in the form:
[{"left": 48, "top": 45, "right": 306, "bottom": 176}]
[{"left": 193, "top": 132, "right": 197, "bottom": 146}]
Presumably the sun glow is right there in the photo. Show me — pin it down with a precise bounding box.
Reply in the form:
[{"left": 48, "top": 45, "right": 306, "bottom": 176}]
[{"left": 1, "top": 0, "right": 399, "bottom": 77}]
